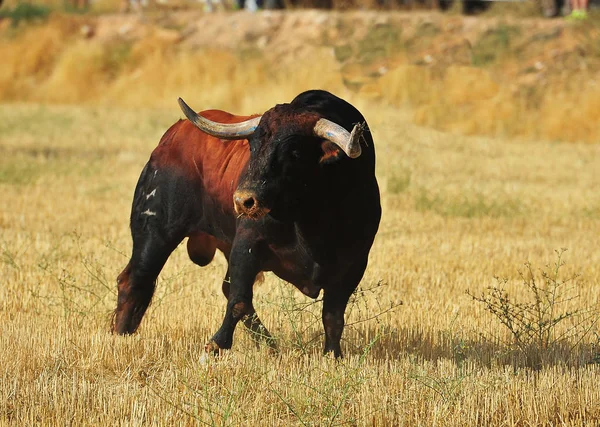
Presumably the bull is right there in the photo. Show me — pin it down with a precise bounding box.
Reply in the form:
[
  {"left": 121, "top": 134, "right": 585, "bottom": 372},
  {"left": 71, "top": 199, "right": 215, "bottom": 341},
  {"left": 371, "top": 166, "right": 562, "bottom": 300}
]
[{"left": 113, "top": 90, "right": 381, "bottom": 357}]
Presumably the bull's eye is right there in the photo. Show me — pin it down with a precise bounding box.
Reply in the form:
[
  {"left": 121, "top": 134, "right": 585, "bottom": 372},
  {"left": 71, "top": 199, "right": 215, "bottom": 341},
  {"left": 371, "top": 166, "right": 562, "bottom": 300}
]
[{"left": 291, "top": 150, "right": 301, "bottom": 161}]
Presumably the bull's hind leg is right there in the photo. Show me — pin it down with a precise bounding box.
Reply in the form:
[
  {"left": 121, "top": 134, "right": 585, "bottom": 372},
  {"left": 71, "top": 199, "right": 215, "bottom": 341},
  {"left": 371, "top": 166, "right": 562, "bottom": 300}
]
[
  {"left": 114, "top": 160, "right": 194, "bottom": 334},
  {"left": 321, "top": 258, "right": 368, "bottom": 358},
  {"left": 113, "top": 232, "right": 181, "bottom": 334}
]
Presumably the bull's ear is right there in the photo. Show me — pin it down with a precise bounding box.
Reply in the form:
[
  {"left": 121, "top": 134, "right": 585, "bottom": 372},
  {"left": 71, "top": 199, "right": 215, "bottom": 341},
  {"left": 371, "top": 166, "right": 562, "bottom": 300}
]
[{"left": 319, "top": 140, "right": 343, "bottom": 164}]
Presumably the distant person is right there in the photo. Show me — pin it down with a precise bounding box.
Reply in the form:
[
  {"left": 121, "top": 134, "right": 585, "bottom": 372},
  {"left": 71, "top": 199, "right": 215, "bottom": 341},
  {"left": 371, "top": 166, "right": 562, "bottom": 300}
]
[
  {"left": 121, "top": 0, "right": 148, "bottom": 13},
  {"left": 236, "top": 0, "right": 260, "bottom": 9},
  {"left": 540, "top": 0, "right": 566, "bottom": 17},
  {"left": 568, "top": 0, "right": 588, "bottom": 18},
  {"left": 263, "top": 0, "right": 284, "bottom": 7},
  {"left": 201, "top": 0, "right": 224, "bottom": 12},
  {"left": 439, "top": 0, "right": 490, "bottom": 14},
  {"left": 462, "top": 0, "right": 490, "bottom": 14},
  {"left": 236, "top": 0, "right": 283, "bottom": 9}
]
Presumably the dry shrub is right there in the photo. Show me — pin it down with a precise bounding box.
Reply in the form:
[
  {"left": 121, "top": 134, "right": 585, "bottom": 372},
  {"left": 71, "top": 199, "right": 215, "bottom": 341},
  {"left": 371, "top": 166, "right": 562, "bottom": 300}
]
[
  {"left": 443, "top": 66, "right": 499, "bottom": 105},
  {"left": 469, "top": 250, "right": 599, "bottom": 370},
  {"left": 238, "top": 47, "right": 347, "bottom": 113},
  {"left": 376, "top": 65, "right": 436, "bottom": 106},
  {"left": 104, "top": 46, "right": 268, "bottom": 110},
  {"left": 0, "top": 16, "right": 79, "bottom": 100},
  {"left": 538, "top": 85, "right": 600, "bottom": 143},
  {"left": 380, "top": 65, "right": 514, "bottom": 137},
  {"left": 89, "top": 0, "right": 124, "bottom": 14},
  {"left": 377, "top": 61, "right": 600, "bottom": 142},
  {"left": 106, "top": 43, "right": 345, "bottom": 112},
  {"left": 40, "top": 41, "right": 110, "bottom": 104}
]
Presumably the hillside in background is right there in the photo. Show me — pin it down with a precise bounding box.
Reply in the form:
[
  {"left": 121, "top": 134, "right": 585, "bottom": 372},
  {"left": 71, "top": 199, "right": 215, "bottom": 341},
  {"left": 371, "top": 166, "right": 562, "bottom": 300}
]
[{"left": 1, "top": 9, "right": 599, "bottom": 142}]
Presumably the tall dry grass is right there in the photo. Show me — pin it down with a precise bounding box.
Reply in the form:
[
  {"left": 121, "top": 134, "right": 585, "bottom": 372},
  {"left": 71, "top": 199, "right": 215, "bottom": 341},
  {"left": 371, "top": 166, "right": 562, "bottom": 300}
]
[
  {"left": 1, "top": 12, "right": 599, "bottom": 142},
  {"left": 0, "top": 17, "right": 346, "bottom": 112}
]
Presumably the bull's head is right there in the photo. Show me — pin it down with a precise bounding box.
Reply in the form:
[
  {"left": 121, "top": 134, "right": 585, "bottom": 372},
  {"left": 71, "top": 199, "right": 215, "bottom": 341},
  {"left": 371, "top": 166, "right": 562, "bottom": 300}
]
[{"left": 178, "top": 98, "right": 364, "bottom": 220}]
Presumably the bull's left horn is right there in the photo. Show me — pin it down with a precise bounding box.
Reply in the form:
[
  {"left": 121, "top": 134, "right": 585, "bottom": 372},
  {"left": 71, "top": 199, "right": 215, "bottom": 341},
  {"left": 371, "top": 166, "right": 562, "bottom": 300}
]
[
  {"left": 178, "top": 98, "right": 261, "bottom": 140},
  {"left": 313, "top": 119, "right": 364, "bottom": 159}
]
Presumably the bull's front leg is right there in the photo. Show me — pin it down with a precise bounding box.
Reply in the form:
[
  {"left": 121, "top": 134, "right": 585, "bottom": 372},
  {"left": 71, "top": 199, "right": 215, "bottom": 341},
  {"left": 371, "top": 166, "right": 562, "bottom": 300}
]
[{"left": 205, "top": 239, "right": 261, "bottom": 353}]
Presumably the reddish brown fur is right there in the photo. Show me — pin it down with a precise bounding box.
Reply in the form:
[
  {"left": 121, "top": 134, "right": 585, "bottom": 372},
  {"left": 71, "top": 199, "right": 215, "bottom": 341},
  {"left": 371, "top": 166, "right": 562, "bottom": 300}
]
[
  {"left": 113, "top": 263, "right": 134, "bottom": 333},
  {"left": 258, "top": 109, "right": 321, "bottom": 140},
  {"left": 114, "top": 277, "right": 156, "bottom": 334},
  {"left": 152, "top": 110, "right": 257, "bottom": 216},
  {"left": 319, "top": 141, "right": 342, "bottom": 163}
]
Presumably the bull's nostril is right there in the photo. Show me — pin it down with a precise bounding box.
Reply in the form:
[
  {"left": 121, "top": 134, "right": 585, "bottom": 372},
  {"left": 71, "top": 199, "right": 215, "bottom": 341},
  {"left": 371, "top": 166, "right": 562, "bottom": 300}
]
[{"left": 243, "top": 198, "right": 255, "bottom": 209}]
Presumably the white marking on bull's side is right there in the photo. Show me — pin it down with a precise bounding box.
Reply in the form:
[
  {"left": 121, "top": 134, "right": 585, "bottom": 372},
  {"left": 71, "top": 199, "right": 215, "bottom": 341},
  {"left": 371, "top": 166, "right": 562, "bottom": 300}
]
[
  {"left": 142, "top": 209, "right": 157, "bottom": 216},
  {"left": 146, "top": 188, "right": 157, "bottom": 200},
  {"left": 192, "top": 157, "right": 201, "bottom": 177},
  {"left": 153, "top": 170, "right": 158, "bottom": 178}
]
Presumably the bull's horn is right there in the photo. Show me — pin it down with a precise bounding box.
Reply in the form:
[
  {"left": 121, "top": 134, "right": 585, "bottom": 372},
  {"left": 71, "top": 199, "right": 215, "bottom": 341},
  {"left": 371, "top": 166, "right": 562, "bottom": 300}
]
[
  {"left": 313, "top": 118, "right": 364, "bottom": 159},
  {"left": 178, "top": 98, "right": 261, "bottom": 140}
]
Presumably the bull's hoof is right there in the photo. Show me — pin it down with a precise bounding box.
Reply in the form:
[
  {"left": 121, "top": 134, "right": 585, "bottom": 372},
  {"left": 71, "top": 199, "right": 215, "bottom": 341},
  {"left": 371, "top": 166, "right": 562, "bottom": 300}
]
[
  {"left": 204, "top": 340, "right": 222, "bottom": 354},
  {"left": 111, "top": 316, "right": 137, "bottom": 335}
]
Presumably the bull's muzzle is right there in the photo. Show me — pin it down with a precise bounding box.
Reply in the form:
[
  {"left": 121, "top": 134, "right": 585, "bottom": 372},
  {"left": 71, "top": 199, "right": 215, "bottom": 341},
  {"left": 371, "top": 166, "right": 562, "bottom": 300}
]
[{"left": 233, "top": 190, "right": 270, "bottom": 219}]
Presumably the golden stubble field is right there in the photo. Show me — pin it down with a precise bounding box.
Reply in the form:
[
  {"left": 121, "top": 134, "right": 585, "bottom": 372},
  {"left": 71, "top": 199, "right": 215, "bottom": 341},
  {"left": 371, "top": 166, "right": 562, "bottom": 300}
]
[
  {"left": 1, "top": 8, "right": 600, "bottom": 426},
  {"left": 1, "top": 93, "right": 600, "bottom": 424}
]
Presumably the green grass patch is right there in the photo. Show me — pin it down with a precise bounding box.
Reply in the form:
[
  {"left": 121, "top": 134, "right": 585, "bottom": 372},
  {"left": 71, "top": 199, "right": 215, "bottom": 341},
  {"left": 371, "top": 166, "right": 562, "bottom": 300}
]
[
  {"left": 575, "top": 20, "right": 600, "bottom": 58},
  {"left": 0, "top": 106, "right": 76, "bottom": 138},
  {"left": 404, "top": 22, "right": 439, "bottom": 51},
  {"left": 472, "top": 24, "right": 521, "bottom": 67},
  {"left": 334, "top": 44, "right": 354, "bottom": 62},
  {"left": 0, "top": 155, "right": 104, "bottom": 186},
  {"left": 357, "top": 24, "right": 402, "bottom": 64},
  {"left": 388, "top": 170, "right": 411, "bottom": 194},
  {"left": 102, "top": 41, "right": 133, "bottom": 79},
  {"left": 0, "top": 161, "right": 41, "bottom": 185},
  {"left": 0, "top": 3, "right": 51, "bottom": 27},
  {"left": 415, "top": 189, "right": 523, "bottom": 218},
  {"left": 582, "top": 205, "right": 600, "bottom": 219}
]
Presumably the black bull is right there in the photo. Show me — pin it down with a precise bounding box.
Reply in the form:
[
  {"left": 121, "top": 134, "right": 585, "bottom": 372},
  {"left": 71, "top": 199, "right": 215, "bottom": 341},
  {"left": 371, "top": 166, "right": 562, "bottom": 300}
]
[{"left": 112, "top": 90, "right": 381, "bottom": 357}]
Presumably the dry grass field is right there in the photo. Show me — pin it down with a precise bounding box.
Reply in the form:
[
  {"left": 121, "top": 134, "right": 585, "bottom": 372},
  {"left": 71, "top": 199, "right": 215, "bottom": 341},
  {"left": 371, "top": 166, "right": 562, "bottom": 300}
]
[
  {"left": 2, "top": 9, "right": 600, "bottom": 426},
  {"left": 2, "top": 99, "right": 600, "bottom": 425}
]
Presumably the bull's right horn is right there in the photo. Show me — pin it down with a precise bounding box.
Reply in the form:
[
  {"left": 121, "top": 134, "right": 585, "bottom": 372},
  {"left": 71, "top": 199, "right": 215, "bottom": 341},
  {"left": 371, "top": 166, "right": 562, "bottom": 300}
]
[
  {"left": 178, "top": 98, "right": 261, "bottom": 140},
  {"left": 313, "top": 119, "right": 364, "bottom": 159}
]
